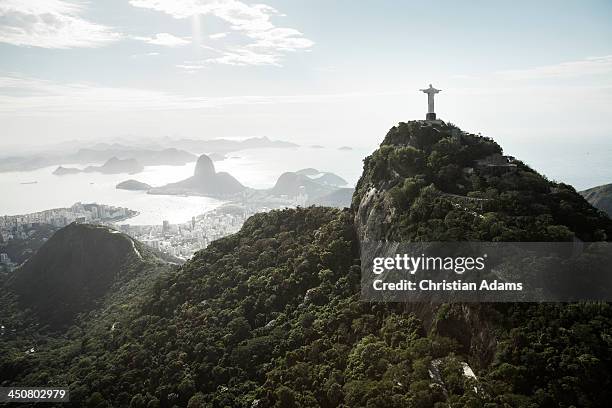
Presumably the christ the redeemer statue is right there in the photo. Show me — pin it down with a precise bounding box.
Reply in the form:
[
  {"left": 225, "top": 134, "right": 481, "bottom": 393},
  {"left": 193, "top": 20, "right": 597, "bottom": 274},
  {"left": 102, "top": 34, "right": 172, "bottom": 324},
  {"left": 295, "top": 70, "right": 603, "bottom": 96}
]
[{"left": 420, "top": 84, "right": 441, "bottom": 120}]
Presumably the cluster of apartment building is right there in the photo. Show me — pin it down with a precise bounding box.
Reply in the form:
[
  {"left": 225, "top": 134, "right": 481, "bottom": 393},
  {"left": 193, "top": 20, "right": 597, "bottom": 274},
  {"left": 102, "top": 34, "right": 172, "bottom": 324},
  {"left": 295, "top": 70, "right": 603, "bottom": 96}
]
[
  {"left": 0, "top": 203, "right": 135, "bottom": 236},
  {"left": 116, "top": 205, "right": 268, "bottom": 260},
  {"left": 1, "top": 198, "right": 299, "bottom": 266}
]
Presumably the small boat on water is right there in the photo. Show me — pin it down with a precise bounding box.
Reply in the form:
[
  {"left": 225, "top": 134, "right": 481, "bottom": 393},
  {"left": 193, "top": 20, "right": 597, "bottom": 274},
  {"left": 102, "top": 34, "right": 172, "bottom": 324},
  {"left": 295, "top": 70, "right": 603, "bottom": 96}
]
[{"left": 20, "top": 181, "right": 38, "bottom": 185}]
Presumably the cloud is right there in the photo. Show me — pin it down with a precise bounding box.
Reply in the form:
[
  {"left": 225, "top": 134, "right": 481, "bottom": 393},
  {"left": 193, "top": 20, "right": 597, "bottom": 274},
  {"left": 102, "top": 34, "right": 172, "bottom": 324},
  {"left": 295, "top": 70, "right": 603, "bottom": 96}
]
[
  {"left": 133, "top": 32, "right": 190, "bottom": 47},
  {"left": 176, "top": 45, "right": 286, "bottom": 72},
  {"left": 175, "top": 62, "right": 208, "bottom": 73},
  {"left": 0, "top": 0, "right": 120, "bottom": 48},
  {"left": 314, "top": 66, "right": 339, "bottom": 73},
  {"left": 0, "top": 74, "right": 397, "bottom": 115},
  {"left": 131, "top": 52, "right": 161, "bottom": 58},
  {"left": 246, "top": 27, "right": 312, "bottom": 51},
  {"left": 128, "top": 0, "right": 313, "bottom": 66},
  {"left": 209, "top": 32, "right": 228, "bottom": 39},
  {"left": 497, "top": 55, "right": 612, "bottom": 80},
  {"left": 207, "top": 48, "right": 281, "bottom": 66}
]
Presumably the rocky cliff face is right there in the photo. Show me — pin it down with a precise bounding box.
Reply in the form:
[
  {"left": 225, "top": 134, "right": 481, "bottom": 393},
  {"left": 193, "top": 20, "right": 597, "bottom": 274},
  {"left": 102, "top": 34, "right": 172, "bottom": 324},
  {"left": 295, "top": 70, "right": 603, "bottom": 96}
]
[{"left": 193, "top": 154, "right": 216, "bottom": 179}]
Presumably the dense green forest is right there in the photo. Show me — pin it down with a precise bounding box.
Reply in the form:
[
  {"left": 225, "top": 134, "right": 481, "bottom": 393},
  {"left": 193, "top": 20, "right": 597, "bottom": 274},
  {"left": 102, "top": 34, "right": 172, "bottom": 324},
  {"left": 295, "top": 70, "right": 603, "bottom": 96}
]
[
  {"left": 1, "top": 121, "right": 612, "bottom": 407},
  {"left": 354, "top": 121, "right": 611, "bottom": 242}
]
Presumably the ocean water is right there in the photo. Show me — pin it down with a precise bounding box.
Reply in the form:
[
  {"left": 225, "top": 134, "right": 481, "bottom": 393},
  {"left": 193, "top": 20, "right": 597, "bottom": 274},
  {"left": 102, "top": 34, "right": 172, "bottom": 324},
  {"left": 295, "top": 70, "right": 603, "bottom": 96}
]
[
  {"left": 0, "top": 162, "right": 223, "bottom": 225},
  {"left": 0, "top": 146, "right": 369, "bottom": 225}
]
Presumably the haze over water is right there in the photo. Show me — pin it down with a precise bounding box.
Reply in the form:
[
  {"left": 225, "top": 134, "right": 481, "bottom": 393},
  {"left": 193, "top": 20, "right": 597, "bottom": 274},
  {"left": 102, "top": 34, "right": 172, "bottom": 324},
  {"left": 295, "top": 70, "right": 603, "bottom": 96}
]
[{"left": 0, "top": 147, "right": 369, "bottom": 225}]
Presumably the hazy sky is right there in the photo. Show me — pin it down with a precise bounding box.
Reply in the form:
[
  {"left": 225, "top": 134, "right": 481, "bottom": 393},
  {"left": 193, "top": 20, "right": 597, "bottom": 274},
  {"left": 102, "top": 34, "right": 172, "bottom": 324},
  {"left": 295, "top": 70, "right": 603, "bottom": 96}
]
[{"left": 1, "top": 0, "right": 612, "bottom": 161}]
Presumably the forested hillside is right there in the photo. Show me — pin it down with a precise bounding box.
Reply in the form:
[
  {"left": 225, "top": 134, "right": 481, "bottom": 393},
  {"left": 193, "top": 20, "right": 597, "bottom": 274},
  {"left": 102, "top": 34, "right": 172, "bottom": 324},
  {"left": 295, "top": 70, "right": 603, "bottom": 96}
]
[
  {"left": 1, "top": 121, "right": 611, "bottom": 408},
  {"left": 354, "top": 121, "right": 611, "bottom": 242}
]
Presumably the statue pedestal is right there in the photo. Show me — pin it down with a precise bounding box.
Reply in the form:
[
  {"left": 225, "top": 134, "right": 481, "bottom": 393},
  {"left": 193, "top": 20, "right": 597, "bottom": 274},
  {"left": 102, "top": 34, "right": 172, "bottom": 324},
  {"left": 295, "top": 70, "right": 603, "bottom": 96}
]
[{"left": 426, "top": 112, "right": 437, "bottom": 120}]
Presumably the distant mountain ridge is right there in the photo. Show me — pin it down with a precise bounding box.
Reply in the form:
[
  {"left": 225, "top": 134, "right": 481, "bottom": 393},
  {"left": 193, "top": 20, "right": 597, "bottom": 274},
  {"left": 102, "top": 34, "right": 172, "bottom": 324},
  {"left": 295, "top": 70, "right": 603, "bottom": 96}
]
[
  {"left": 71, "top": 147, "right": 196, "bottom": 166},
  {"left": 580, "top": 183, "right": 612, "bottom": 217},
  {"left": 269, "top": 172, "right": 331, "bottom": 199},
  {"left": 53, "top": 157, "right": 144, "bottom": 175},
  {"left": 172, "top": 136, "right": 298, "bottom": 154},
  {"left": 295, "top": 168, "right": 348, "bottom": 187},
  {"left": 267, "top": 168, "right": 347, "bottom": 203},
  {"left": 0, "top": 137, "right": 297, "bottom": 173}
]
